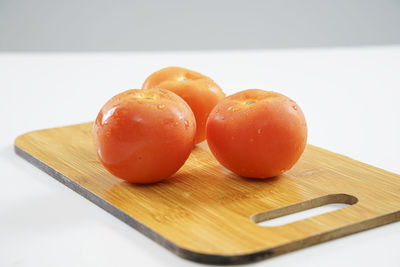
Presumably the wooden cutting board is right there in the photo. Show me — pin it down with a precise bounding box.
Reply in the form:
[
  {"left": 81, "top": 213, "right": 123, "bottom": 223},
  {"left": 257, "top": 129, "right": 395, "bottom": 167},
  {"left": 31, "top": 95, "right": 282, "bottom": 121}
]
[{"left": 14, "top": 122, "right": 400, "bottom": 264}]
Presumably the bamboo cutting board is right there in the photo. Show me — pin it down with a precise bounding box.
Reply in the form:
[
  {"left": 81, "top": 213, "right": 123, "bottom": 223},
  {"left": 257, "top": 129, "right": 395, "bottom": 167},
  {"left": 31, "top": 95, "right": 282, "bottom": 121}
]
[{"left": 15, "top": 122, "right": 400, "bottom": 264}]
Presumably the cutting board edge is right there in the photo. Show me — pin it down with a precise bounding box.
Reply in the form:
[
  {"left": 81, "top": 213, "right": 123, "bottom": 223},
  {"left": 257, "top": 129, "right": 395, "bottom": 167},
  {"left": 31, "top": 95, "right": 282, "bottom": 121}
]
[
  {"left": 14, "top": 144, "right": 281, "bottom": 264},
  {"left": 14, "top": 130, "right": 400, "bottom": 265}
]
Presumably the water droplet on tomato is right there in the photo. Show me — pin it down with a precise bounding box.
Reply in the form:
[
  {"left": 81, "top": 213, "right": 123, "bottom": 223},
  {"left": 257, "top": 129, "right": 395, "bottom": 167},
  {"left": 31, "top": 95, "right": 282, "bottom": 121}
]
[
  {"left": 178, "top": 77, "right": 190, "bottom": 82},
  {"left": 228, "top": 106, "right": 240, "bottom": 112},
  {"left": 184, "top": 120, "right": 189, "bottom": 128},
  {"left": 245, "top": 100, "right": 256, "bottom": 105},
  {"left": 249, "top": 138, "right": 254, "bottom": 142},
  {"left": 292, "top": 105, "right": 297, "bottom": 110},
  {"left": 158, "top": 104, "right": 166, "bottom": 110},
  {"left": 257, "top": 128, "right": 262, "bottom": 134}
]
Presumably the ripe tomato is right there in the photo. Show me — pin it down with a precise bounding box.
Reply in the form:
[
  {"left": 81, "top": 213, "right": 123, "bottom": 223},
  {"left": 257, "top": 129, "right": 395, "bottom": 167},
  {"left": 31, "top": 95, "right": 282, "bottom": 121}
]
[
  {"left": 142, "top": 67, "right": 225, "bottom": 144},
  {"left": 93, "top": 88, "right": 196, "bottom": 183},
  {"left": 206, "top": 89, "right": 307, "bottom": 178}
]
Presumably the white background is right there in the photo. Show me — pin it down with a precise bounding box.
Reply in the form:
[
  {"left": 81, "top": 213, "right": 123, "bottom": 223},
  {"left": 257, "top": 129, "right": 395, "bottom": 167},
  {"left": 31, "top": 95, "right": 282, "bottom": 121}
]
[
  {"left": 1, "top": 0, "right": 400, "bottom": 51},
  {"left": 0, "top": 46, "right": 399, "bottom": 266}
]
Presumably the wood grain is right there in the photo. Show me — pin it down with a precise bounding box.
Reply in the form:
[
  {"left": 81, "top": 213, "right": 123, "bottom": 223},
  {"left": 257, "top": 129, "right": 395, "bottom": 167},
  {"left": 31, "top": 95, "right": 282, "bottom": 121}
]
[{"left": 14, "top": 122, "right": 400, "bottom": 264}]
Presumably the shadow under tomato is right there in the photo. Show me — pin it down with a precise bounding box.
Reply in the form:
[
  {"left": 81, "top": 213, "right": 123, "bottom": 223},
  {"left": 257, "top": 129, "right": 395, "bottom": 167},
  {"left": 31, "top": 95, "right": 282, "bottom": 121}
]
[{"left": 239, "top": 174, "right": 282, "bottom": 183}]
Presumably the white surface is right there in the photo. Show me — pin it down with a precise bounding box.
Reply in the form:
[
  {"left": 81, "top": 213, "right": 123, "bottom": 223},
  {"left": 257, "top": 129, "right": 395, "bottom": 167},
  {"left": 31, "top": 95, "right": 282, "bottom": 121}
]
[{"left": 0, "top": 47, "right": 399, "bottom": 267}]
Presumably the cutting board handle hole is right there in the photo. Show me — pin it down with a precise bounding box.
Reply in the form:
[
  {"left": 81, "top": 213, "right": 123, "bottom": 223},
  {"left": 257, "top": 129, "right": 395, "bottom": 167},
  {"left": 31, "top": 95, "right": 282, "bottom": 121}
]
[{"left": 251, "top": 193, "right": 358, "bottom": 227}]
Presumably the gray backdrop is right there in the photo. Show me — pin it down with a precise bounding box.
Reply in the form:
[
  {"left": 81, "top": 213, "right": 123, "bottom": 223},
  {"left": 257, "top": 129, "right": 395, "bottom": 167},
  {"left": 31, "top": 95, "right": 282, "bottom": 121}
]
[{"left": 1, "top": 0, "right": 399, "bottom": 51}]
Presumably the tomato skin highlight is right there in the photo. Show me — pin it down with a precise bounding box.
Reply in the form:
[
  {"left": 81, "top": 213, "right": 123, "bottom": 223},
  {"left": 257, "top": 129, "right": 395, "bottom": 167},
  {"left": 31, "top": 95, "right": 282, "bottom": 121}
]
[
  {"left": 93, "top": 88, "right": 196, "bottom": 183},
  {"left": 206, "top": 89, "right": 307, "bottom": 179},
  {"left": 142, "top": 66, "right": 225, "bottom": 144}
]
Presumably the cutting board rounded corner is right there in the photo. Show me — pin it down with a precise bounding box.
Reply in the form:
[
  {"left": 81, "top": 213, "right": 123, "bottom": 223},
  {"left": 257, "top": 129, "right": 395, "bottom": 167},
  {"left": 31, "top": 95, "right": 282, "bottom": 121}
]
[{"left": 13, "top": 122, "right": 400, "bottom": 264}]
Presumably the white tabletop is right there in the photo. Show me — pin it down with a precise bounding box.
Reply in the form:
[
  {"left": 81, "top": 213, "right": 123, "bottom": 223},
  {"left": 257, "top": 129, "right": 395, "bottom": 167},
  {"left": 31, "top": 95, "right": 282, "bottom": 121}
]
[{"left": 1, "top": 47, "right": 399, "bottom": 267}]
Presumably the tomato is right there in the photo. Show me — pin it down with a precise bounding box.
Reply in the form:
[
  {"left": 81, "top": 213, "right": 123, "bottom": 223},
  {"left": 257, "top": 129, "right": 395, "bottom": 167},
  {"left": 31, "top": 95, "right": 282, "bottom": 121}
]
[
  {"left": 142, "top": 67, "right": 225, "bottom": 144},
  {"left": 93, "top": 88, "right": 196, "bottom": 183},
  {"left": 206, "top": 89, "right": 307, "bottom": 178}
]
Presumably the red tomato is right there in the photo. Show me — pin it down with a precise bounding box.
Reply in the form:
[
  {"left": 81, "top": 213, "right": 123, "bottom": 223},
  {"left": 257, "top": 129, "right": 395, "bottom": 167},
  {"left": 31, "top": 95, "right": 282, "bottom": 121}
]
[
  {"left": 206, "top": 89, "right": 307, "bottom": 178},
  {"left": 93, "top": 88, "right": 196, "bottom": 183},
  {"left": 142, "top": 67, "right": 225, "bottom": 144}
]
